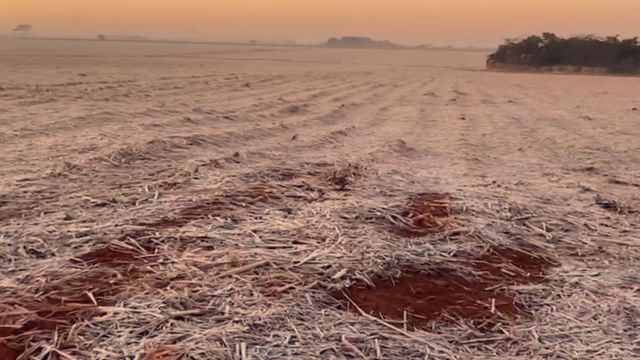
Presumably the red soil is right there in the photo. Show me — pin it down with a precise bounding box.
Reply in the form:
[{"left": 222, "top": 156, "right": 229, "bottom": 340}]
[
  {"left": 72, "top": 243, "right": 156, "bottom": 268},
  {"left": 335, "top": 269, "right": 523, "bottom": 329},
  {"left": 0, "top": 300, "right": 99, "bottom": 360},
  {"left": 392, "top": 193, "right": 453, "bottom": 237},
  {"left": 1, "top": 302, "right": 99, "bottom": 335},
  {"left": 1, "top": 268, "right": 152, "bottom": 338},
  {"left": 335, "top": 245, "right": 557, "bottom": 330},
  {"left": 0, "top": 343, "right": 21, "bottom": 360},
  {"left": 1, "top": 256, "right": 165, "bottom": 359}
]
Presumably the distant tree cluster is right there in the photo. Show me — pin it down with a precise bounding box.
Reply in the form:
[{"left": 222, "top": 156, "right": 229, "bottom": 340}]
[
  {"left": 326, "top": 36, "right": 403, "bottom": 49},
  {"left": 488, "top": 33, "right": 640, "bottom": 73},
  {"left": 12, "top": 24, "right": 33, "bottom": 36}
]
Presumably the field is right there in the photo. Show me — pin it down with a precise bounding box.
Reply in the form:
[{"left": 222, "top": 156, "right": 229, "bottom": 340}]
[{"left": 0, "top": 39, "right": 639, "bottom": 359}]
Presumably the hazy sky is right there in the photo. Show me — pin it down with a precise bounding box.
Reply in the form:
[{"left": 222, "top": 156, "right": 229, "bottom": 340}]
[{"left": 3, "top": 0, "right": 639, "bottom": 46}]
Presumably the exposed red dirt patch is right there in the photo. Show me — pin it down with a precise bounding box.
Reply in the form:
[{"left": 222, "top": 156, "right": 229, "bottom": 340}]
[
  {"left": 1, "top": 268, "right": 159, "bottom": 340},
  {"left": 334, "top": 269, "right": 523, "bottom": 330},
  {"left": 0, "top": 270, "right": 138, "bottom": 344},
  {"left": 0, "top": 301, "right": 99, "bottom": 335},
  {"left": 72, "top": 243, "right": 156, "bottom": 268},
  {"left": 335, "top": 245, "right": 558, "bottom": 330},
  {"left": 0, "top": 259, "right": 166, "bottom": 359},
  {"left": 0, "top": 343, "right": 21, "bottom": 360},
  {"left": 391, "top": 193, "right": 454, "bottom": 236},
  {"left": 0, "top": 300, "right": 100, "bottom": 360}
]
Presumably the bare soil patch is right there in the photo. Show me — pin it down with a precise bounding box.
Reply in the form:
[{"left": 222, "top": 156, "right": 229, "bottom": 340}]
[
  {"left": 334, "top": 269, "right": 523, "bottom": 330},
  {"left": 1, "top": 248, "right": 165, "bottom": 359},
  {"left": 0, "top": 299, "right": 100, "bottom": 359},
  {"left": 333, "top": 245, "right": 557, "bottom": 330},
  {"left": 72, "top": 243, "right": 157, "bottom": 268},
  {"left": 0, "top": 343, "right": 21, "bottom": 360}
]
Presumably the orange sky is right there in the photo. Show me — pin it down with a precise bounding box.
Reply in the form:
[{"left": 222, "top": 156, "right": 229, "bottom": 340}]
[{"left": 2, "top": 0, "right": 639, "bottom": 46}]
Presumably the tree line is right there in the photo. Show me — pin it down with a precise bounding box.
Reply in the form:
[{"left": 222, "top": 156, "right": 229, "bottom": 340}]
[{"left": 488, "top": 33, "right": 640, "bottom": 73}]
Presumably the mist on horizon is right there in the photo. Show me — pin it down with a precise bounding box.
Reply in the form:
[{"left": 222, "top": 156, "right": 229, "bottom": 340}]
[{"left": 3, "top": 0, "right": 640, "bottom": 47}]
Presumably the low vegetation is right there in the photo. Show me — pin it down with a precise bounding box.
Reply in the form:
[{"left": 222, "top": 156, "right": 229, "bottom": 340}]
[
  {"left": 487, "top": 33, "right": 640, "bottom": 74},
  {"left": 326, "top": 36, "right": 404, "bottom": 49}
]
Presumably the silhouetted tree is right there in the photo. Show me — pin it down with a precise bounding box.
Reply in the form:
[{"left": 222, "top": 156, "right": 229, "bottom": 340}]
[
  {"left": 12, "top": 24, "right": 33, "bottom": 36},
  {"left": 488, "top": 33, "right": 640, "bottom": 73}
]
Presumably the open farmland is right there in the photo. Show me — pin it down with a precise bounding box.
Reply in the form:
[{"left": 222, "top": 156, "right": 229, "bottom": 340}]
[{"left": 0, "top": 39, "right": 639, "bottom": 359}]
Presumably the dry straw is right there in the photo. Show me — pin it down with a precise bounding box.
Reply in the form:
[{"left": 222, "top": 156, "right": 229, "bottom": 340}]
[{"left": 1, "top": 157, "right": 638, "bottom": 359}]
